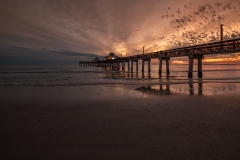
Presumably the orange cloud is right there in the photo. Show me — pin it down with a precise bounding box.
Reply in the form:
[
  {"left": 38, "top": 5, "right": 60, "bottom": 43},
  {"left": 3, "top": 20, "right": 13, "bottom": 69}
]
[
  {"left": 171, "top": 60, "right": 189, "bottom": 64},
  {"left": 203, "top": 57, "right": 240, "bottom": 63}
]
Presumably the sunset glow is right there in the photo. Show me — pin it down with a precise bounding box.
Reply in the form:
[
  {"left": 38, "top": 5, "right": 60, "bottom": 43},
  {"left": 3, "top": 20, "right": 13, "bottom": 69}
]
[
  {"left": 203, "top": 57, "right": 240, "bottom": 63},
  {"left": 171, "top": 54, "right": 240, "bottom": 65}
]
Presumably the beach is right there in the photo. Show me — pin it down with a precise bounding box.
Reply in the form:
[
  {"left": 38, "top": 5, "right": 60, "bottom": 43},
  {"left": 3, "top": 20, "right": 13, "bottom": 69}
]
[
  {"left": 1, "top": 82, "right": 240, "bottom": 160},
  {"left": 1, "top": 65, "right": 240, "bottom": 159}
]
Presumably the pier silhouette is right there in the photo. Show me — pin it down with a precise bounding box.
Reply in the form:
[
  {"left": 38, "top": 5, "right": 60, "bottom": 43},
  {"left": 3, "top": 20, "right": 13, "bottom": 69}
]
[{"left": 79, "top": 38, "right": 240, "bottom": 77}]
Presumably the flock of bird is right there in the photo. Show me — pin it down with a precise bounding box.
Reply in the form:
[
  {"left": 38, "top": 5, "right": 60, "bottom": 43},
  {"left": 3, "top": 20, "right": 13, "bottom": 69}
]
[{"left": 150, "top": 1, "right": 240, "bottom": 50}]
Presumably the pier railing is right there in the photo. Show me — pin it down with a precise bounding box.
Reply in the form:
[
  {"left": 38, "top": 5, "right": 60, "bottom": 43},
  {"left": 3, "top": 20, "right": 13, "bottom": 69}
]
[{"left": 116, "top": 38, "right": 240, "bottom": 61}]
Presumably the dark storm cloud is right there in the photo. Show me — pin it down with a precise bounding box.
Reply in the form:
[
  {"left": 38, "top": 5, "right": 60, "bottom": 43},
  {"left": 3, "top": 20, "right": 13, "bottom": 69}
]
[
  {"left": 49, "top": 50, "right": 102, "bottom": 59},
  {"left": 0, "top": 0, "right": 155, "bottom": 55},
  {"left": 0, "top": 46, "right": 101, "bottom": 65}
]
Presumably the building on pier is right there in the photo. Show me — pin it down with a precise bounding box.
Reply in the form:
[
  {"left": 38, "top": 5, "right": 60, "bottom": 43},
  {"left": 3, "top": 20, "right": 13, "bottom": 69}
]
[{"left": 103, "top": 53, "right": 119, "bottom": 60}]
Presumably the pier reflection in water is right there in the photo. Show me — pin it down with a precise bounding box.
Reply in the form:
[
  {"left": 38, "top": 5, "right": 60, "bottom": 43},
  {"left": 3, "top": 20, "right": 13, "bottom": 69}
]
[
  {"left": 189, "top": 80, "right": 202, "bottom": 95},
  {"left": 105, "top": 68, "right": 240, "bottom": 96},
  {"left": 136, "top": 80, "right": 203, "bottom": 96},
  {"left": 118, "top": 72, "right": 154, "bottom": 79},
  {"left": 141, "top": 72, "right": 151, "bottom": 78},
  {"left": 136, "top": 84, "right": 171, "bottom": 96},
  {"left": 118, "top": 71, "right": 167, "bottom": 79}
]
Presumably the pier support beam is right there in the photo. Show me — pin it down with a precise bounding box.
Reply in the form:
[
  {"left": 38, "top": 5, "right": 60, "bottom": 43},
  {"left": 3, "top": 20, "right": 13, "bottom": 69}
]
[
  {"left": 166, "top": 59, "right": 170, "bottom": 75},
  {"left": 198, "top": 58, "right": 202, "bottom": 77},
  {"left": 188, "top": 55, "right": 204, "bottom": 78},
  {"left": 159, "top": 59, "right": 162, "bottom": 74},
  {"left": 142, "top": 59, "right": 151, "bottom": 72},
  {"left": 117, "top": 62, "right": 120, "bottom": 70},
  {"left": 131, "top": 60, "right": 138, "bottom": 72},
  {"left": 188, "top": 59, "right": 194, "bottom": 77},
  {"left": 136, "top": 61, "right": 138, "bottom": 72},
  {"left": 142, "top": 60, "right": 145, "bottom": 72},
  {"left": 159, "top": 57, "right": 170, "bottom": 76},
  {"left": 148, "top": 60, "right": 151, "bottom": 72},
  {"left": 131, "top": 61, "right": 133, "bottom": 72},
  {"left": 122, "top": 61, "right": 125, "bottom": 71},
  {"left": 117, "top": 62, "right": 119, "bottom": 70},
  {"left": 111, "top": 62, "right": 114, "bottom": 69}
]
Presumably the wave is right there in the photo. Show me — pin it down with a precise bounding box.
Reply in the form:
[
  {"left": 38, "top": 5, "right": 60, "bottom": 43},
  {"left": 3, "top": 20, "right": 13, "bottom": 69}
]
[{"left": 0, "top": 77, "right": 239, "bottom": 87}]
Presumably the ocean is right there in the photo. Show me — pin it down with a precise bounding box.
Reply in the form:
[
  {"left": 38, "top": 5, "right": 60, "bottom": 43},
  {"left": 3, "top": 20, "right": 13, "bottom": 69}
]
[{"left": 1, "top": 64, "right": 240, "bottom": 96}]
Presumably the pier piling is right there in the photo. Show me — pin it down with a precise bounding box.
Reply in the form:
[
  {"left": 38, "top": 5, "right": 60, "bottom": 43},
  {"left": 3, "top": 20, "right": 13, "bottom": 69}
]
[
  {"left": 148, "top": 60, "right": 151, "bottom": 72},
  {"left": 188, "top": 59, "right": 194, "bottom": 78},
  {"left": 159, "top": 57, "right": 170, "bottom": 76},
  {"left": 159, "top": 58, "right": 162, "bottom": 75},
  {"left": 188, "top": 55, "right": 204, "bottom": 78},
  {"left": 142, "top": 60, "right": 145, "bottom": 72}
]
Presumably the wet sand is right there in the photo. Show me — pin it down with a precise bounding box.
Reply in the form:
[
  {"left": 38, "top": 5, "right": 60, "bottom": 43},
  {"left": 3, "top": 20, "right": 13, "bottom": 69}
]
[{"left": 1, "top": 84, "right": 240, "bottom": 159}]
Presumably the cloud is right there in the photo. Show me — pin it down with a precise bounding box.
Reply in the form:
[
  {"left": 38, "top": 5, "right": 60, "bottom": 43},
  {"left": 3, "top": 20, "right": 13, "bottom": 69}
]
[{"left": 0, "top": 0, "right": 239, "bottom": 64}]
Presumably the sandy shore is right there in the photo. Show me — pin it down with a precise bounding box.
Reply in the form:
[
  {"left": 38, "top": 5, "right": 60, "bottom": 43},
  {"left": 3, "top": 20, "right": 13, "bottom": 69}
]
[{"left": 1, "top": 84, "right": 240, "bottom": 159}]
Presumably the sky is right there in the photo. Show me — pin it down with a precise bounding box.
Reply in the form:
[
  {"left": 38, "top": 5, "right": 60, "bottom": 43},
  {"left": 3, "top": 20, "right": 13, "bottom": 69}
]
[{"left": 0, "top": 0, "right": 240, "bottom": 65}]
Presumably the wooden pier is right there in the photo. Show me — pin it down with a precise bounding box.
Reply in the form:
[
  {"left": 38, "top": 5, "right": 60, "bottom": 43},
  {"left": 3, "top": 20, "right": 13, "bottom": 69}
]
[{"left": 79, "top": 38, "right": 240, "bottom": 77}]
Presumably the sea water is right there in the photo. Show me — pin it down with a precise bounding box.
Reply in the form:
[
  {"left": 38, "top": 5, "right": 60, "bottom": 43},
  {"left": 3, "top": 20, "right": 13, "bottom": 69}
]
[
  {"left": 0, "top": 64, "right": 240, "bottom": 96},
  {"left": 1, "top": 64, "right": 240, "bottom": 85}
]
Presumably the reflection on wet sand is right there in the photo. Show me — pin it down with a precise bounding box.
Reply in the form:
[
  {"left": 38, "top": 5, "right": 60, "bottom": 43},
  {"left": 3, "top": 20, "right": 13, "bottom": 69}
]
[
  {"left": 106, "top": 70, "right": 239, "bottom": 96},
  {"left": 116, "top": 71, "right": 173, "bottom": 79},
  {"left": 141, "top": 72, "right": 151, "bottom": 78},
  {"left": 189, "top": 80, "right": 202, "bottom": 95},
  {"left": 119, "top": 72, "right": 153, "bottom": 78},
  {"left": 136, "top": 80, "right": 203, "bottom": 96},
  {"left": 136, "top": 84, "right": 171, "bottom": 96}
]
